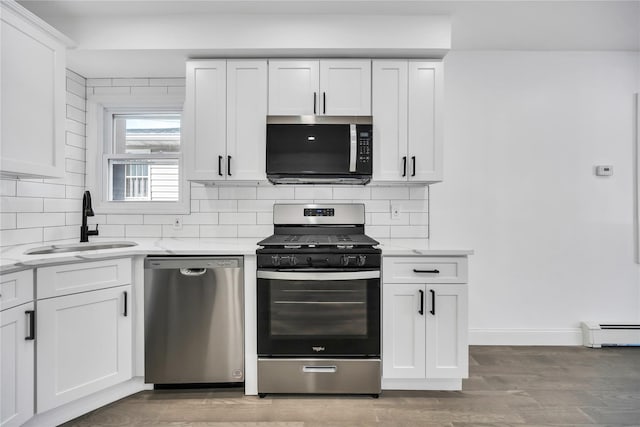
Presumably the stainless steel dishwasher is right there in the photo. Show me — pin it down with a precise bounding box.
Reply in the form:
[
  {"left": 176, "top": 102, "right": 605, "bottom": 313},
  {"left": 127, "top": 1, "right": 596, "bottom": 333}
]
[{"left": 144, "top": 256, "right": 244, "bottom": 385}]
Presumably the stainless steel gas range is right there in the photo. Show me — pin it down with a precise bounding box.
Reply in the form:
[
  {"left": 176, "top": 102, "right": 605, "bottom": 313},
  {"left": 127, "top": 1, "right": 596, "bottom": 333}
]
[{"left": 256, "top": 203, "right": 381, "bottom": 397}]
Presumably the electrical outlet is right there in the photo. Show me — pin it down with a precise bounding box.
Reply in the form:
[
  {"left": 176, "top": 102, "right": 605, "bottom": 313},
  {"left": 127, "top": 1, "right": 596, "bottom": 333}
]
[
  {"left": 391, "top": 204, "right": 401, "bottom": 219},
  {"left": 173, "top": 217, "right": 183, "bottom": 230}
]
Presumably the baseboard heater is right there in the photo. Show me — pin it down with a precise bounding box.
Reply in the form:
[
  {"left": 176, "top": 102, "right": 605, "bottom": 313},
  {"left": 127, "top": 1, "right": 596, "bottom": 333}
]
[{"left": 581, "top": 322, "right": 640, "bottom": 348}]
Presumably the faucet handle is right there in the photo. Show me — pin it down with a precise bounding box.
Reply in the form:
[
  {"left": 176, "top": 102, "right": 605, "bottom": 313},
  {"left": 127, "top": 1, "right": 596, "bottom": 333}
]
[{"left": 89, "top": 223, "right": 99, "bottom": 237}]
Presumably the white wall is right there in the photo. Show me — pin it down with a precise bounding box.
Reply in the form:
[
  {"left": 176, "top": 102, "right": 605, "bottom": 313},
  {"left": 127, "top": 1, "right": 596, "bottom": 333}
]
[{"left": 431, "top": 51, "right": 640, "bottom": 344}]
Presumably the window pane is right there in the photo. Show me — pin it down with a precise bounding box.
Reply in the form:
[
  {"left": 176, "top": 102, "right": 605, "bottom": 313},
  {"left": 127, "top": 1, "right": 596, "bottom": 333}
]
[
  {"left": 109, "top": 159, "right": 179, "bottom": 202},
  {"left": 113, "top": 114, "right": 181, "bottom": 154}
]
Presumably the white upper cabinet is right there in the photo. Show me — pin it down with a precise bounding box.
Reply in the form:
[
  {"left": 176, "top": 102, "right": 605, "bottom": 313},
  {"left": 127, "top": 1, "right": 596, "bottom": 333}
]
[
  {"left": 372, "top": 60, "right": 443, "bottom": 183},
  {"left": 226, "top": 60, "right": 268, "bottom": 181},
  {"left": 268, "top": 59, "right": 371, "bottom": 116},
  {"left": 0, "top": 1, "right": 73, "bottom": 178},
  {"left": 184, "top": 59, "right": 267, "bottom": 181}
]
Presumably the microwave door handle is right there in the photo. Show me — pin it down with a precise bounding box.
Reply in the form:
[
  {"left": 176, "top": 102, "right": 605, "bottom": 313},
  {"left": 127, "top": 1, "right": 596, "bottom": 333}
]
[{"left": 349, "top": 124, "right": 357, "bottom": 172}]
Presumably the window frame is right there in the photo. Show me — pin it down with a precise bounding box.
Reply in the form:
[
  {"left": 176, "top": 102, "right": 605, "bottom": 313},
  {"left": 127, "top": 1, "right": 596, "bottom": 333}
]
[{"left": 86, "top": 94, "right": 190, "bottom": 214}]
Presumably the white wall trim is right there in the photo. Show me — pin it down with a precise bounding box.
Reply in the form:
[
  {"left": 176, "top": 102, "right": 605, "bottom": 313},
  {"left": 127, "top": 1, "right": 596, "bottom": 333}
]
[{"left": 469, "top": 328, "right": 583, "bottom": 346}]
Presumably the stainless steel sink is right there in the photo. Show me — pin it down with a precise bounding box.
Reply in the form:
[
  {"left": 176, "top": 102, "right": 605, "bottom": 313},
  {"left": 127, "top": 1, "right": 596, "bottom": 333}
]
[{"left": 24, "top": 241, "right": 137, "bottom": 255}]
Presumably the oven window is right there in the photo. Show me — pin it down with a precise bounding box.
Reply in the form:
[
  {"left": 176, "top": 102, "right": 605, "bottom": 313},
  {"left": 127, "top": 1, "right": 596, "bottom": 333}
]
[{"left": 270, "top": 280, "right": 367, "bottom": 336}]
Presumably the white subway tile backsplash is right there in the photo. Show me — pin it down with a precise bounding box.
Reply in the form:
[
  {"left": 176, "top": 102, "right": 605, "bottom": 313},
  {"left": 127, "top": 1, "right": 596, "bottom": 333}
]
[
  {"left": 57, "top": 171, "right": 85, "bottom": 188},
  {"left": 358, "top": 200, "right": 390, "bottom": 213},
  {"left": 294, "top": 186, "right": 332, "bottom": 200},
  {"left": 410, "top": 186, "right": 429, "bottom": 200},
  {"left": 66, "top": 105, "right": 85, "bottom": 122},
  {"left": 0, "top": 197, "right": 43, "bottom": 213},
  {"left": 190, "top": 200, "right": 200, "bottom": 212},
  {"left": 257, "top": 186, "right": 294, "bottom": 200},
  {"left": 125, "top": 224, "right": 162, "bottom": 237},
  {"left": 66, "top": 92, "right": 86, "bottom": 111},
  {"left": 143, "top": 214, "right": 177, "bottom": 225},
  {"left": 238, "top": 200, "right": 274, "bottom": 212},
  {"left": 372, "top": 186, "right": 410, "bottom": 200},
  {"left": 0, "top": 180, "right": 16, "bottom": 196},
  {"left": 66, "top": 77, "right": 85, "bottom": 98},
  {"left": 219, "top": 187, "right": 257, "bottom": 200},
  {"left": 332, "top": 186, "right": 371, "bottom": 200},
  {"left": 150, "top": 78, "right": 186, "bottom": 87},
  {"left": 86, "top": 78, "right": 111, "bottom": 87},
  {"left": 167, "top": 86, "right": 186, "bottom": 97},
  {"left": 131, "top": 86, "right": 168, "bottom": 96},
  {"left": 0, "top": 228, "right": 42, "bottom": 247},
  {"left": 43, "top": 225, "right": 78, "bottom": 242},
  {"left": 238, "top": 225, "right": 272, "bottom": 238},
  {"left": 0, "top": 213, "right": 16, "bottom": 230},
  {"left": 200, "top": 225, "right": 237, "bottom": 238},
  {"left": 112, "top": 78, "right": 149, "bottom": 87},
  {"left": 190, "top": 184, "right": 219, "bottom": 200},
  {"left": 396, "top": 199, "right": 428, "bottom": 212},
  {"left": 96, "top": 224, "right": 125, "bottom": 238},
  {"left": 366, "top": 225, "right": 390, "bottom": 239},
  {"left": 162, "top": 225, "right": 199, "bottom": 238},
  {"left": 17, "top": 213, "right": 65, "bottom": 228},
  {"left": 256, "top": 212, "right": 274, "bottom": 224},
  {"left": 17, "top": 181, "right": 66, "bottom": 198},
  {"left": 65, "top": 145, "right": 85, "bottom": 162},
  {"left": 93, "top": 86, "right": 131, "bottom": 95},
  {"left": 182, "top": 213, "right": 218, "bottom": 225},
  {"left": 65, "top": 186, "right": 85, "bottom": 200},
  {"left": 67, "top": 70, "right": 86, "bottom": 85},
  {"left": 220, "top": 212, "right": 256, "bottom": 225},
  {"left": 200, "top": 199, "right": 237, "bottom": 212},
  {"left": 66, "top": 212, "right": 82, "bottom": 226},
  {"left": 371, "top": 212, "right": 410, "bottom": 226},
  {"left": 410, "top": 212, "right": 429, "bottom": 225},
  {"left": 390, "top": 226, "right": 428, "bottom": 239},
  {"left": 66, "top": 119, "right": 85, "bottom": 137},
  {"left": 65, "top": 158, "right": 85, "bottom": 174},
  {"left": 107, "top": 215, "right": 144, "bottom": 225},
  {"left": 87, "top": 214, "right": 107, "bottom": 225},
  {"left": 44, "top": 198, "right": 78, "bottom": 212},
  {"left": 66, "top": 131, "right": 85, "bottom": 149}
]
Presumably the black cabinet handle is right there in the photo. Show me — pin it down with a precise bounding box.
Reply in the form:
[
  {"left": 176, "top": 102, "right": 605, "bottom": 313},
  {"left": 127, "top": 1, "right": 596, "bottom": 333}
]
[
  {"left": 25, "top": 310, "right": 35, "bottom": 340},
  {"left": 418, "top": 290, "right": 424, "bottom": 315},
  {"left": 123, "top": 291, "right": 128, "bottom": 317},
  {"left": 313, "top": 92, "right": 317, "bottom": 114},
  {"left": 413, "top": 269, "right": 440, "bottom": 274},
  {"left": 227, "top": 155, "right": 232, "bottom": 176},
  {"left": 323, "top": 92, "right": 326, "bottom": 114},
  {"left": 430, "top": 289, "right": 436, "bottom": 315},
  {"left": 218, "top": 155, "right": 223, "bottom": 176},
  {"left": 402, "top": 156, "right": 407, "bottom": 177},
  {"left": 412, "top": 156, "right": 416, "bottom": 177}
]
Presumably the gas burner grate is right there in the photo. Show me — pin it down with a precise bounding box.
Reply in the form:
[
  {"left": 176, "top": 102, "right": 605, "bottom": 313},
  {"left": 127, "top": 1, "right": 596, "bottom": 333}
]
[
  {"left": 283, "top": 236, "right": 300, "bottom": 243},
  {"left": 336, "top": 235, "right": 353, "bottom": 242}
]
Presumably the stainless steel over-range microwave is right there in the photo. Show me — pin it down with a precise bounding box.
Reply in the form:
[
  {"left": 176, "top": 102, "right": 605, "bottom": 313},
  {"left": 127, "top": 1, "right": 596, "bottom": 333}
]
[{"left": 266, "top": 115, "right": 373, "bottom": 185}]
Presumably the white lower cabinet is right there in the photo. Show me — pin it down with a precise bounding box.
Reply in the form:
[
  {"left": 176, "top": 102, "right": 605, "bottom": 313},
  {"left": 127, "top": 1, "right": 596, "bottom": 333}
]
[
  {"left": 382, "top": 256, "right": 468, "bottom": 390},
  {"left": 36, "top": 284, "right": 133, "bottom": 412},
  {"left": 1, "top": 302, "right": 35, "bottom": 427}
]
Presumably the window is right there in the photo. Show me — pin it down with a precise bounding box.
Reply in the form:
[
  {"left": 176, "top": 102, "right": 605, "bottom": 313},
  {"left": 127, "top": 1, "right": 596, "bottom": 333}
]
[
  {"left": 108, "top": 114, "right": 181, "bottom": 202},
  {"left": 86, "top": 95, "right": 189, "bottom": 214}
]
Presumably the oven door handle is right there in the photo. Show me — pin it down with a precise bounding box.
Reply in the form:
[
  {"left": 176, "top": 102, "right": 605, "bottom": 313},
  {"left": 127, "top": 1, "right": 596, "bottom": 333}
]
[{"left": 257, "top": 270, "right": 380, "bottom": 280}]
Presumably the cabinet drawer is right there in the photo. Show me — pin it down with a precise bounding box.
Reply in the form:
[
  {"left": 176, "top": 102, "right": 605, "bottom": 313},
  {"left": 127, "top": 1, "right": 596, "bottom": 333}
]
[
  {"left": 383, "top": 257, "right": 467, "bottom": 284},
  {"left": 37, "top": 258, "right": 132, "bottom": 299},
  {"left": 1, "top": 269, "right": 34, "bottom": 311}
]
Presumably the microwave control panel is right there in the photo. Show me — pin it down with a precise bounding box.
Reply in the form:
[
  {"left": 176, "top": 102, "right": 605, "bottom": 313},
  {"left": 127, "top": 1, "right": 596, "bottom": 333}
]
[{"left": 357, "top": 126, "right": 372, "bottom": 172}]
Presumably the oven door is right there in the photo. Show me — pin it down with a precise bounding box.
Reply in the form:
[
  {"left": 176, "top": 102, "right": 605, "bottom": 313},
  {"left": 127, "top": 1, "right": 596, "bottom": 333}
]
[{"left": 257, "top": 269, "right": 380, "bottom": 357}]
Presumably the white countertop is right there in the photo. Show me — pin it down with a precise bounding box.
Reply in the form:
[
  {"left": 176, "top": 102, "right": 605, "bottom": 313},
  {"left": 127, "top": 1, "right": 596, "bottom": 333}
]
[{"left": 0, "top": 237, "right": 472, "bottom": 273}]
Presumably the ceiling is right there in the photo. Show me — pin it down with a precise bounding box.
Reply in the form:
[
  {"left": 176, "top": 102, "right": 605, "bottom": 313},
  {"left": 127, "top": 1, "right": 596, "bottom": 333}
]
[{"left": 17, "top": 0, "right": 640, "bottom": 78}]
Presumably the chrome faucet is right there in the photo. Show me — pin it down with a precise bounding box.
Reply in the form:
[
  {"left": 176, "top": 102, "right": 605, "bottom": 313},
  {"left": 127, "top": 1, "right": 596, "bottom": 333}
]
[{"left": 80, "top": 190, "right": 99, "bottom": 242}]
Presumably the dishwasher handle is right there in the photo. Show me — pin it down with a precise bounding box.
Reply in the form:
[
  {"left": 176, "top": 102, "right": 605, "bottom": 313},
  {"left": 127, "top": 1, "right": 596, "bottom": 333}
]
[{"left": 180, "top": 268, "right": 208, "bottom": 277}]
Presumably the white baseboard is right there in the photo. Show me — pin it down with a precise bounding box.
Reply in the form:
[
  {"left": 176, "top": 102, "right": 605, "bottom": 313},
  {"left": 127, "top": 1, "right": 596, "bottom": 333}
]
[{"left": 469, "top": 328, "right": 583, "bottom": 345}]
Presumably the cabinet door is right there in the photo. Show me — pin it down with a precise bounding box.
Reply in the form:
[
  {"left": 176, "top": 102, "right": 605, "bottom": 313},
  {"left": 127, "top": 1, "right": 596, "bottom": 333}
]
[
  {"left": 372, "top": 60, "right": 408, "bottom": 181},
  {"left": 1, "top": 303, "right": 35, "bottom": 427},
  {"left": 425, "top": 284, "right": 468, "bottom": 379},
  {"left": 226, "top": 60, "right": 268, "bottom": 181},
  {"left": 320, "top": 59, "right": 371, "bottom": 116},
  {"left": 0, "top": 3, "right": 67, "bottom": 178},
  {"left": 268, "top": 60, "right": 319, "bottom": 115},
  {"left": 408, "top": 61, "right": 443, "bottom": 182},
  {"left": 382, "top": 283, "right": 426, "bottom": 379},
  {"left": 184, "top": 60, "right": 227, "bottom": 181},
  {"left": 37, "top": 285, "right": 132, "bottom": 413}
]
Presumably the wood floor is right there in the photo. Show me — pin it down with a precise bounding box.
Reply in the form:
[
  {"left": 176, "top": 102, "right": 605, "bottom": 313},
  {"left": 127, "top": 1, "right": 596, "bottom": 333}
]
[{"left": 63, "top": 346, "right": 640, "bottom": 426}]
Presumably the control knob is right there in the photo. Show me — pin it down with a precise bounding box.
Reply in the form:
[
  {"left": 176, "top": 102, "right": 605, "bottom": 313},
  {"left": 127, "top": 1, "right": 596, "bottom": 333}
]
[
  {"left": 289, "top": 256, "right": 297, "bottom": 266},
  {"left": 340, "top": 255, "right": 350, "bottom": 267},
  {"left": 356, "top": 255, "right": 367, "bottom": 266},
  {"left": 271, "top": 255, "right": 280, "bottom": 267}
]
